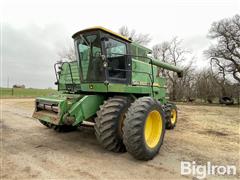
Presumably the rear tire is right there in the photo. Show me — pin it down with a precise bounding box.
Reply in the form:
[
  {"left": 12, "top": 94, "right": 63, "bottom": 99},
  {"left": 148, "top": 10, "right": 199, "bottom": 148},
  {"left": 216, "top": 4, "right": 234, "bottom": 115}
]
[
  {"left": 123, "top": 97, "right": 166, "bottom": 160},
  {"left": 165, "top": 103, "right": 177, "bottom": 130},
  {"left": 94, "top": 96, "right": 131, "bottom": 152}
]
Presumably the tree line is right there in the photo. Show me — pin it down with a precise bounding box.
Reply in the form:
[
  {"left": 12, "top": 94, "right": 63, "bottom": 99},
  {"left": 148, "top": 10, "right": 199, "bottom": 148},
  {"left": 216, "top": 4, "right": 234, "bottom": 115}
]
[{"left": 119, "top": 15, "right": 240, "bottom": 104}]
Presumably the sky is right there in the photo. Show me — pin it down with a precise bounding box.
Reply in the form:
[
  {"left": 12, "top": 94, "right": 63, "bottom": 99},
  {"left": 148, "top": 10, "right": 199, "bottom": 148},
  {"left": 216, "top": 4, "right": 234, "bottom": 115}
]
[{"left": 1, "top": 0, "right": 240, "bottom": 88}]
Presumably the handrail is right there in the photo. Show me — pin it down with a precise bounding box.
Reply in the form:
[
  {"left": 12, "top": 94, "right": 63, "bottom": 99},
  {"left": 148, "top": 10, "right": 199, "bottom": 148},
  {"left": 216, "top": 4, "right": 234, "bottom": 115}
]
[
  {"left": 54, "top": 61, "right": 77, "bottom": 92},
  {"left": 54, "top": 61, "right": 62, "bottom": 82}
]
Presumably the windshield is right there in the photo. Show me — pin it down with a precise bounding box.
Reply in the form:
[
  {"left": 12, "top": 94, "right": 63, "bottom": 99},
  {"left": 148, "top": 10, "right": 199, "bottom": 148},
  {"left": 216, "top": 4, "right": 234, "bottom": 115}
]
[{"left": 77, "top": 33, "right": 105, "bottom": 82}]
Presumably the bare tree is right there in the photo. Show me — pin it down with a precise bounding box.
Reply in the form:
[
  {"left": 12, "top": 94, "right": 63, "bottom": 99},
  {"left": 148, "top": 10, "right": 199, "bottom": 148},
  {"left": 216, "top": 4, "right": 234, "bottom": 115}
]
[
  {"left": 175, "top": 62, "right": 195, "bottom": 101},
  {"left": 153, "top": 37, "right": 191, "bottom": 100},
  {"left": 194, "top": 69, "right": 220, "bottom": 102},
  {"left": 152, "top": 41, "right": 170, "bottom": 76},
  {"left": 58, "top": 46, "right": 76, "bottom": 62},
  {"left": 205, "top": 14, "right": 240, "bottom": 83},
  {"left": 210, "top": 58, "right": 229, "bottom": 96},
  {"left": 119, "top": 26, "right": 151, "bottom": 45},
  {"left": 195, "top": 68, "right": 239, "bottom": 103}
]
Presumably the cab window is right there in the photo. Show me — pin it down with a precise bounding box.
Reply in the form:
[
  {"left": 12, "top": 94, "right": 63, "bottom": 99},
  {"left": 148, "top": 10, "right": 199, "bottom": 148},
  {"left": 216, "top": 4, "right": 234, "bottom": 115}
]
[{"left": 104, "top": 38, "right": 127, "bottom": 79}]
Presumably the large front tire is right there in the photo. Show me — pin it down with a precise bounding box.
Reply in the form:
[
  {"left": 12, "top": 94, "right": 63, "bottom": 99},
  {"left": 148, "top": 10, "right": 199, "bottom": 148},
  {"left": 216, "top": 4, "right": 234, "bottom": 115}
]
[
  {"left": 94, "top": 96, "right": 131, "bottom": 152},
  {"left": 123, "top": 97, "right": 166, "bottom": 160}
]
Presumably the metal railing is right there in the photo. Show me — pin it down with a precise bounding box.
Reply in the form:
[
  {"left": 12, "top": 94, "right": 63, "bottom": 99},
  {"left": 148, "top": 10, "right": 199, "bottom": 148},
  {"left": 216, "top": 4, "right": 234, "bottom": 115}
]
[{"left": 54, "top": 61, "right": 76, "bottom": 91}]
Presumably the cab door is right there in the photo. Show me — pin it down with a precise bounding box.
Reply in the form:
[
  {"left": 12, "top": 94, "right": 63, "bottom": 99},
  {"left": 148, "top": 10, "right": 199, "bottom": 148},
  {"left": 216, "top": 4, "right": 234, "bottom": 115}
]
[{"left": 102, "top": 34, "right": 131, "bottom": 84}]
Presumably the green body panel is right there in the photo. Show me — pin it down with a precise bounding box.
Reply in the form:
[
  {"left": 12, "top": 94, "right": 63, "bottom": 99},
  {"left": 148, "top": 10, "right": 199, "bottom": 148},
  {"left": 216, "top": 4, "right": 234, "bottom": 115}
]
[
  {"left": 132, "top": 59, "right": 153, "bottom": 84},
  {"left": 68, "top": 95, "right": 104, "bottom": 125},
  {"left": 80, "top": 83, "right": 166, "bottom": 103},
  {"left": 130, "top": 43, "right": 151, "bottom": 63}
]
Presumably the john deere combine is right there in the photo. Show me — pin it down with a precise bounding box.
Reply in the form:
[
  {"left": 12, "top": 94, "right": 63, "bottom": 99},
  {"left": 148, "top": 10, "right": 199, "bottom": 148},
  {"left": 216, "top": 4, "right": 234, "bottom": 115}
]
[{"left": 33, "top": 27, "right": 183, "bottom": 160}]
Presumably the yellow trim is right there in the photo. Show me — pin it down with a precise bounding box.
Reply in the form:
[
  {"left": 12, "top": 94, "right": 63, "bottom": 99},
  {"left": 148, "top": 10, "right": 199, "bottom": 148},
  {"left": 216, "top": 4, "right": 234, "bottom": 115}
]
[
  {"left": 131, "top": 82, "right": 160, "bottom": 87},
  {"left": 144, "top": 110, "right": 163, "bottom": 148},
  {"left": 171, "top": 109, "right": 177, "bottom": 124},
  {"left": 74, "top": 26, "right": 131, "bottom": 42},
  {"left": 153, "top": 83, "right": 160, "bottom": 87}
]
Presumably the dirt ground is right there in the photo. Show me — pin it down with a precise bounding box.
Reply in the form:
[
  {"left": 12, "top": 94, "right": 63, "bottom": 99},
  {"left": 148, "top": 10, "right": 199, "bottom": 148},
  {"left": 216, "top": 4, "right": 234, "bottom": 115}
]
[{"left": 0, "top": 99, "right": 239, "bottom": 180}]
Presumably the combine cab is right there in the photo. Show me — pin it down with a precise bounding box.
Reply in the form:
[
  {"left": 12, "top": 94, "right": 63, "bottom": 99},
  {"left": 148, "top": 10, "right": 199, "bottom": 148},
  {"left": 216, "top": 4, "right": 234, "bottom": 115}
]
[{"left": 33, "top": 26, "right": 183, "bottom": 160}]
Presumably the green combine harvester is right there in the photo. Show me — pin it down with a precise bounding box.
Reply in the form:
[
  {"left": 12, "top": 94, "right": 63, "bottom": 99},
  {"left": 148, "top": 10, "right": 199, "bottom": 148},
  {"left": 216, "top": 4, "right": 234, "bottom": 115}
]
[{"left": 33, "top": 27, "right": 183, "bottom": 160}]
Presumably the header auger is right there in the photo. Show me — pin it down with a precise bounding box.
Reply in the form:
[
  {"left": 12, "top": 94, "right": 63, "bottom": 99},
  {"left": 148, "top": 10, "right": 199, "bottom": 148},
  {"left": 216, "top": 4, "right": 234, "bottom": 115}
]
[{"left": 33, "top": 26, "right": 183, "bottom": 160}]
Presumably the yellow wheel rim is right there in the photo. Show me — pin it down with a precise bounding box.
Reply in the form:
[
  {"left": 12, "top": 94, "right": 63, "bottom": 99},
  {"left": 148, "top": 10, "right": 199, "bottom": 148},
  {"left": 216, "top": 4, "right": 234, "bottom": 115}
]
[
  {"left": 144, "top": 110, "right": 163, "bottom": 148},
  {"left": 170, "top": 109, "right": 177, "bottom": 124}
]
